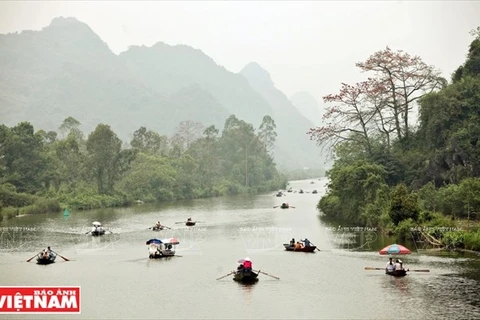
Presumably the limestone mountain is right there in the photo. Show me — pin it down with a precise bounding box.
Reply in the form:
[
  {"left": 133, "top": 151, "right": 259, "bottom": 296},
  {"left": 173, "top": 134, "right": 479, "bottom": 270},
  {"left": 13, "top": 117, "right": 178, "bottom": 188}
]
[
  {"left": 0, "top": 17, "right": 180, "bottom": 138},
  {"left": 290, "top": 91, "right": 323, "bottom": 126},
  {"left": 0, "top": 17, "right": 324, "bottom": 170},
  {"left": 240, "top": 62, "right": 325, "bottom": 169},
  {"left": 118, "top": 42, "right": 273, "bottom": 128}
]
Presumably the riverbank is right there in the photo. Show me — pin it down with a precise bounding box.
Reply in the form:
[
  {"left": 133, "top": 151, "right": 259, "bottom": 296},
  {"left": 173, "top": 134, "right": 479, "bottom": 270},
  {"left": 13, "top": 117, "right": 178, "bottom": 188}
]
[
  {"left": 0, "top": 181, "right": 286, "bottom": 223},
  {"left": 391, "top": 218, "right": 480, "bottom": 252}
]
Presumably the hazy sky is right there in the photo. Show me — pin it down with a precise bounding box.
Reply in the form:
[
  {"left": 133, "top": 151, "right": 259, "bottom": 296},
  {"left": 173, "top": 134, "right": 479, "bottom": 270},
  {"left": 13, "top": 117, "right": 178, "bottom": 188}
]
[{"left": 1, "top": 1, "right": 479, "bottom": 104}]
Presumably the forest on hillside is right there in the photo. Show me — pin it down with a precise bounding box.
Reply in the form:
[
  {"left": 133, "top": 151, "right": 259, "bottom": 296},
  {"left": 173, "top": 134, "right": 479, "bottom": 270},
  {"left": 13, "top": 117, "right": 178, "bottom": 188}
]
[
  {"left": 309, "top": 28, "right": 480, "bottom": 251},
  {"left": 0, "top": 114, "right": 287, "bottom": 221}
]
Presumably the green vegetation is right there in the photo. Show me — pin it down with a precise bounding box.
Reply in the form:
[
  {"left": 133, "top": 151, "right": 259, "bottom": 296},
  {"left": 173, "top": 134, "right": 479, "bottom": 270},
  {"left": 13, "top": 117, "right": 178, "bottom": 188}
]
[
  {"left": 0, "top": 115, "right": 286, "bottom": 221},
  {"left": 309, "top": 27, "right": 480, "bottom": 251}
]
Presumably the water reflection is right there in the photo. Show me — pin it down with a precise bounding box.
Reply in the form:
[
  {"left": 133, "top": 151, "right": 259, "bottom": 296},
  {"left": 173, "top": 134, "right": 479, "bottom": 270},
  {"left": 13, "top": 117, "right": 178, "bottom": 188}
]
[
  {"left": 388, "top": 276, "right": 411, "bottom": 295},
  {"left": 237, "top": 282, "right": 257, "bottom": 304}
]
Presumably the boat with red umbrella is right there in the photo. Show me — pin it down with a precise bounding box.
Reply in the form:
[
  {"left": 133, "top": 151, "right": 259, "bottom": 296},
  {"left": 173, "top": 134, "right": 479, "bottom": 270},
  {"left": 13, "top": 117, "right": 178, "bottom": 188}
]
[
  {"left": 379, "top": 243, "right": 411, "bottom": 255},
  {"left": 366, "top": 244, "right": 430, "bottom": 276},
  {"left": 379, "top": 244, "right": 411, "bottom": 277}
]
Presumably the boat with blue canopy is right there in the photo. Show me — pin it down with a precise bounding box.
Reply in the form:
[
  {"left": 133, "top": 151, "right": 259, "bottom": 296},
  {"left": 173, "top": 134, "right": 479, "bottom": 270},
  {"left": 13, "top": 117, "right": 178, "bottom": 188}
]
[{"left": 146, "top": 238, "right": 180, "bottom": 259}]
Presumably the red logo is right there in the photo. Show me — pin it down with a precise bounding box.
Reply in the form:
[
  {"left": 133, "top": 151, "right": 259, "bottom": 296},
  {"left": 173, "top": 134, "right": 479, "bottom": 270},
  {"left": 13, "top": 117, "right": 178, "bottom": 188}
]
[{"left": 0, "top": 286, "right": 80, "bottom": 314}]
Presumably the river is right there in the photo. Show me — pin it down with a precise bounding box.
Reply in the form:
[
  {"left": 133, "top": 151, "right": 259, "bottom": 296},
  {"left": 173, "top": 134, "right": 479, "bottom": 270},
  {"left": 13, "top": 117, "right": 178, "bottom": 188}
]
[{"left": 1, "top": 178, "right": 480, "bottom": 319}]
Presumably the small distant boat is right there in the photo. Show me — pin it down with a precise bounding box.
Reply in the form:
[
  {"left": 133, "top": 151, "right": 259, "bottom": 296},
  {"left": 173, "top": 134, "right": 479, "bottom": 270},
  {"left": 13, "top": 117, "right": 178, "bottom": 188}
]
[
  {"left": 147, "top": 238, "right": 180, "bottom": 259},
  {"left": 90, "top": 221, "right": 106, "bottom": 236},
  {"left": 233, "top": 269, "right": 259, "bottom": 283},
  {"left": 283, "top": 244, "right": 316, "bottom": 252},
  {"left": 36, "top": 252, "right": 57, "bottom": 265},
  {"left": 287, "top": 189, "right": 292, "bottom": 193},
  {"left": 275, "top": 191, "right": 283, "bottom": 197},
  {"left": 186, "top": 221, "right": 196, "bottom": 226},
  {"left": 152, "top": 225, "right": 164, "bottom": 231},
  {"left": 299, "top": 189, "right": 304, "bottom": 194},
  {"left": 386, "top": 269, "right": 407, "bottom": 277},
  {"left": 312, "top": 190, "right": 318, "bottom": 194},
  {"left": 280, "top": 203, "right": 289, "bottom": 209}
]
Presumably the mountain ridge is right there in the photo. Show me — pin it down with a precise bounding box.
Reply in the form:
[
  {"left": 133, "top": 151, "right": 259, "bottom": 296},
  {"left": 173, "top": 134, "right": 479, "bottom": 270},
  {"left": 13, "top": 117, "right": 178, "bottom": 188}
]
[{"left": 0, "top": 16, "right": 325, "bottom": 170}]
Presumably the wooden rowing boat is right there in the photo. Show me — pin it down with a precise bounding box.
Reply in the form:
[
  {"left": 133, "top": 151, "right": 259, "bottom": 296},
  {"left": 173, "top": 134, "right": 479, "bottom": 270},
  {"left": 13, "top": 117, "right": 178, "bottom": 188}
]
[
  {"left": 186, "top": 221, "right": 196, "bottom": 226},
  {"left": 386, "top": 269, "right": 407, "bottom": 277},
  {"left": 283, "top": 244, "right": 316, "bottom": 252},
  {"left": 233, "top": 270, "right": 259, "bottom": 283},
  {"left": 36, "top": 253, "right": 57, "bottom": 265}
]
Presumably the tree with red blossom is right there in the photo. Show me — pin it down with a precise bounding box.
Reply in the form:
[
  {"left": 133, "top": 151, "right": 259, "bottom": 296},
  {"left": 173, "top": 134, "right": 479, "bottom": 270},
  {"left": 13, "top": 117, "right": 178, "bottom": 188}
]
[
  {"left": 308, "top": 80, "right": 380, "bottom": 158},
  {"left": 356, "top": 46, "right": 445, "bottom": 141},
  {"left": 309, "top": 47, "right": 444, "bottom": 157}
]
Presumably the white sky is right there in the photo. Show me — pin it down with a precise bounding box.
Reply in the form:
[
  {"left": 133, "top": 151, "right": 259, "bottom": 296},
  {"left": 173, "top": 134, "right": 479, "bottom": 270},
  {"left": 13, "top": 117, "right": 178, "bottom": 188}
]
[{"left": 1, "top": 1, "right": 479, "bottom": 104}]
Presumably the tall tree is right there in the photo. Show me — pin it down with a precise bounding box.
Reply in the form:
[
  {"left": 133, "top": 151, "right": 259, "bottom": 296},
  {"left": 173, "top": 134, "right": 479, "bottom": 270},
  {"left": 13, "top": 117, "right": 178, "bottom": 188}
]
[
  {"left": 308, "top": 81, "right": 380, "bottom": 157},
  {"left": 174, "top": 120, "right": 204, "bottom": 150},
  {"left": 86, "top": 124, "right": 135, "bottom": 194},
  {"left": 59, "top": 117, "right": 83, "bottom": 141},
  {"left": 356, "top": 47, "right": 444, "bottom": 141},
  {"left": 0, "top": 122, "right": 45, "bottom": 193},
  {"left": 131, "top": 126, "right": 168, "bottom": 155},
  {"left": 258, "top": 115, "right": 277, "bottom": 155}
]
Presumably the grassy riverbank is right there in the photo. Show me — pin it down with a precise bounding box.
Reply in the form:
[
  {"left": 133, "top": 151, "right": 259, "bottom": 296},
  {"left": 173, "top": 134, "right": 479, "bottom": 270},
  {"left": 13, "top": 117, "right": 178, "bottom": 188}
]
[{"left": 388, "top": 217, "right": 480, "bottom": 252}]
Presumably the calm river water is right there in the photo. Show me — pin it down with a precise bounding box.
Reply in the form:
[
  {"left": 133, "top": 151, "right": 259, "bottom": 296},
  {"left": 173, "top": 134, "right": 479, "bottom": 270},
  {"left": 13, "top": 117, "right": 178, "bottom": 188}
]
[{"left": 1, "top": 178, "right": 480, "bottom": 319}]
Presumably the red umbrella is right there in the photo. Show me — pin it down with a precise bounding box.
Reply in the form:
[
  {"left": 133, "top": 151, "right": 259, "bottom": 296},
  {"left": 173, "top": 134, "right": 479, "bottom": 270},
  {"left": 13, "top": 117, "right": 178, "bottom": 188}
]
[{"left": 379, "top": 244, "right": 411, "bottom": 255}]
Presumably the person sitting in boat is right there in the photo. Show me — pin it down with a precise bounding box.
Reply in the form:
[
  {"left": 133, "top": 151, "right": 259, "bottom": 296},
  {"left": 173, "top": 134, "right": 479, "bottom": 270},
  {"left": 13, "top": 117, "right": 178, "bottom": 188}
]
[
  {"left": 294, "top": 242, "right": 304, "bottom": 250},
  {"left": 243, "top": 257, "right": 252, "bottom": 271},
  {"left": 302, "top": 238, "right": 311, "bottom": 247},
  {"left": 237, "top": 264, "right": 244, "bottom": 272},
  {"left": 289, "top": 238, "right": 295, "bottom": 247},
  {"left": 394, "top": 259, "right": 403, "bottom": 271},
  {"left": 187, "top": 218, "right": 192, "bottom": 222},
  {"left": 386, "top": 257, "right": 395, "bottom": 272},
  {"left": 46, "top": 246, "right": 54, "bottom": 259},
  {"left": 155, "top": 221, "right": 162, "bottom": 229}
]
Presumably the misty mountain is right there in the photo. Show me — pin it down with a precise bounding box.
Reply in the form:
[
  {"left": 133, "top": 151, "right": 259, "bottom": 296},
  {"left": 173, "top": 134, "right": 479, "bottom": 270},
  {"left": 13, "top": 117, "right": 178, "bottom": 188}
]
[
  {"left": 240, "top": 62, "right": 325, "bottom": 169},
  {"left": 0, "top": 17, "right": 182, "bottom": 137},
  {"left": 118, "top": 42, "right": 274, "bottom": 129},
  {"left": 0, "top": 17, "right": 325, "bottom": 170},
  {"left": 290, "top": 91, "right": 323, "bottom": 126}
]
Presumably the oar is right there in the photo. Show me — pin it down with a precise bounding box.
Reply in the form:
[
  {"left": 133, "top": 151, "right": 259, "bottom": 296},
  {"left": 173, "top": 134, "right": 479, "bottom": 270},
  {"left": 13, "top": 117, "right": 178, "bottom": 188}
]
[
  {"left": 216, "top": 271, "right": 235, "bottom": 280},
  {"left": 273, "top": 205, "right": 279, "bottom": 208},
  {"left": 290, "top": 205, "right": 296, "bottom": 208},
  {"left": 26, "top": 253, "right": 39, "bottom": 262},
  {"left": 309, "top": 242, "right": 321, "bottom": 252},
  {"left": 51, "top": 250, "right": 69, "bottom": 261},
  {"left": 364, "top": 267, "right": 430, "bottom": 272},
  {"left": 108, "top": 230, "right": 114, "bottom": 234},
  {"left": 175, "top": 222, "right": 186, "bottom": 224},
  {"left": 85, "top": 230, "right": 92, "bottom": 234},
  {"left": 254, "top": 269, "right": 280, "bottom": 280}
]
